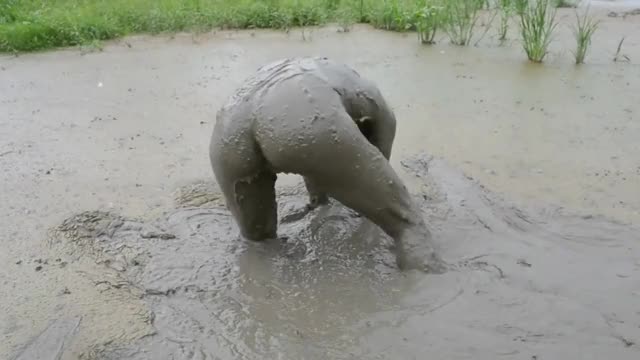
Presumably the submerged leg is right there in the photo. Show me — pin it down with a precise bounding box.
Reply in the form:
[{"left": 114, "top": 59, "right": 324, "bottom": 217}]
[
  {"left": 314, "top": 140, "right": 444, "bottom": 272},
  {"left": 230, "top": 171, "right": 278, "bottom": 240},
  {"left": 209, "top": 120, "right": 278, "bottom": 241},
  {"left": 213, "top": 168, "right": 278, "bottom": 241}
]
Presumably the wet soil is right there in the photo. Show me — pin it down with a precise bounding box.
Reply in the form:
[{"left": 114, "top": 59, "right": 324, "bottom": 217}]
[
  {"left": 43, "top": 156, "right": 640, "bottom": 359},
  {"left": 2, "top": 4, "right": 640, "bottom": 360}
]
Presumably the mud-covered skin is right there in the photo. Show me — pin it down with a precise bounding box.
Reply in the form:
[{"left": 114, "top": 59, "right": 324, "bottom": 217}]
[{"left": 209, "top": 57, "right": 444, "bottom": 272}]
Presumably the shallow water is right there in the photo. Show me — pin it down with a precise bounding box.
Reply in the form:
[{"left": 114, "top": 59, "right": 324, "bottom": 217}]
[{"left": 1, "top": 6, "right": 640, "bottom": 360}]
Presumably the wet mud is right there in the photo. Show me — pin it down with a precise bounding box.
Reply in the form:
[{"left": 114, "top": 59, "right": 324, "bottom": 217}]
[
  {"left": 45, "top": 155, "right": 640, "bottom": 359},
  {"left": 2, "top": 3, "right": 640, "bottom": 359}
]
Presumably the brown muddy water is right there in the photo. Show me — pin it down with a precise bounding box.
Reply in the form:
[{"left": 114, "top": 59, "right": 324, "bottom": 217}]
[{"left": 1, "top": 6, "right": 640, "bottom": 360}]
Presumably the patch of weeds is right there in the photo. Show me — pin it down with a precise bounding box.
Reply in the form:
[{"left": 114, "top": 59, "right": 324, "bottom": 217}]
[
  {"left": 335, "top": 4, "right": 357, "bottom": 32},
  {"left": 356, "top": 0, "right": 368, "bottom": 22},
  {"left": 369, "top": 0, "right": 416, "bottom": 31},
  {"left": 322, "top": 0, "right": 342, "bottom": 12},
  {"left": 498, "top": 0, "right": 515, "bottom": 41},
  {"left": 441, "top": 0, "right": 485, "bottom": 46},
  {"left": 414, "top": 0, "right": 444, "bottom": 44},
  {"left": 79, "top": 39, "right": 105, "bottom": 54},
  {"left": 517, "top": 0, "right": 558, "bottom": 62},
  {"left": 572, "top": 5, "right": 599, "bottom": 64},
  {"left": 0, "top": 0, "right": 20, "bottom": 24},
  {"left": 291, "top": 1, "right": 330, "bottom": 27}
]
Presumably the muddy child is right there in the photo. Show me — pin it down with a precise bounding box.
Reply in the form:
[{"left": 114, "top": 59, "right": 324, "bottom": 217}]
[{"left": 209, "top": 57, "right": 445, "bottom": 273}]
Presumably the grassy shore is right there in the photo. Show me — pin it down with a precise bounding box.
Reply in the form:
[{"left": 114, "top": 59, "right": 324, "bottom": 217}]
[
  {"left": 0, "top": 0, "right": 369, "bottom": 52},
  {"left": 0, "top": 0, "right": 597, "bottom": 65},
  {"left": 1, "top": 0, "right": 475, "bottom": 53}
]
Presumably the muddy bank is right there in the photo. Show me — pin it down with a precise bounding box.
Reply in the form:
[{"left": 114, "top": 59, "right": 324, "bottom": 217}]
[{"left": 1, "top": 5, "right": 640, "bottom": 360}]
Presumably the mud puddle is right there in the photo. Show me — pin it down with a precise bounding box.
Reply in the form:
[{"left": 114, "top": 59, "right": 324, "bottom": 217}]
[
  {"left": 39, "top": 155, "right": 640, "bottom": 360},
  {"left": 2, "top": 4, "right": 640, "bottom": 360}
]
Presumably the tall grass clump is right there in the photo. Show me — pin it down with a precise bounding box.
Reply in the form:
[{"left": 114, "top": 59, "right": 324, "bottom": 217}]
[
  {"left": 498, "top": 0, "right": 514, "bottom": 41},
  {"left": 368, "top": 0, "right": 417, "bottom": 31},
  {"left": 441, "top": 0, "right": 485, "bottom": 46},
  {"left": 517, "top": 0, "right": 558, "bottom": 62},
  {"left": 356, "top": 0, "right": 368, "bottom": 22},
  {"left": 333, "top": 0, "right": 370, "bottom": 31},
  {"left": 335, "top": 6, "right": 356, "bottom": 32},
  {"left": 413, "top": 0, "right": 444, "bottom": 44},
  {"left": 0, "top": 0, "right": 20, "bottom": 24},
  {"left": 572, "top": 6, "right": 598, "bottom": 64}
]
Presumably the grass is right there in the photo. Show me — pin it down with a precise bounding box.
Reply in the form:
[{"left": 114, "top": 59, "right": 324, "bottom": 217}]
[
  {"left": 414, "top": 0, "right": 443, "bottom": 44},
  {"left": 572, "top": 5, "right": 598, "bottom": 64},
  {"left": 517, "top": 0, "right": 558, "bottom": 63},
  {"left": 440, "top": 0, "right": 485, "bottom": 46},
  {"left": 498, "top": 0, "right": 514, "bottom": 41},
  {"left": 0, "top": 0, "right": 341, "bottom": 52},
  {"left": 0, "top": 0, "right": 437, "bottom": 52},
  {"left": 0, "top": 0, "right": 441, "bottom": 52},
  {"left": 0, "top": 0, "right": 603, "bottom": 65},
  {"left": 335, "top": 5, "right": 356, "bottom": 32},
  {"left": 368, "top": 0, "right": 418, "bottom": 32}
]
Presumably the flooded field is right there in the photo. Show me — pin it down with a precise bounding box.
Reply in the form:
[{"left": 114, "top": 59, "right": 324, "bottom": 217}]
[{"left": 1, "top": 3, "right": 640, "bottom": 360}]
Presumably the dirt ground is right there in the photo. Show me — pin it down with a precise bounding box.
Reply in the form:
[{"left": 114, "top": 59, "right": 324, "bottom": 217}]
[{"left": 1, "top": 3, "right": 640, "bottom": 360}]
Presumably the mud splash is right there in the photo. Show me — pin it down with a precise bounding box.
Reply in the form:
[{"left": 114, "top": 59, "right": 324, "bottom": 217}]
[{"left": 43, "top": 155, "right": 640, "bottom": 359}]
